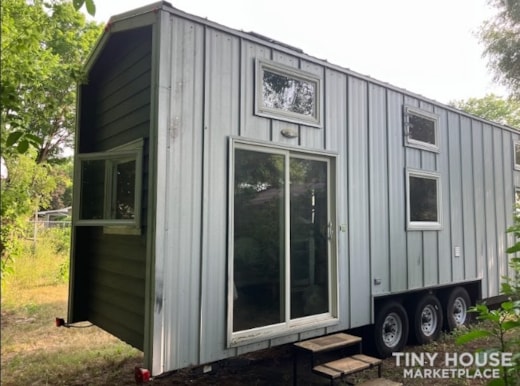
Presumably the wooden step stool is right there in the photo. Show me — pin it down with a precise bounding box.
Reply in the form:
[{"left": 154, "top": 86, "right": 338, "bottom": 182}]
[
  {"left": 293, "top": 333, "right": 369, "bottom": 385},
  {"left": 312, "top": 354, "right": 382, "bottom": 385}
]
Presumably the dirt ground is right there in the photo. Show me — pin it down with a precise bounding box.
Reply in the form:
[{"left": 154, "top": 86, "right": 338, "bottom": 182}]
[{"left": 142, "top": 331, "right": 496, "bottom": 386}]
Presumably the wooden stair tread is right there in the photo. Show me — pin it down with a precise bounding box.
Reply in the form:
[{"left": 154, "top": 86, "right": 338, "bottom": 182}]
[
  {"left": 356, "top": 378, "right": 403, "bottom": 386},
  {"left": 351, "top": 354, "right": 382, "bottom": 365},
  {"left": 313, "top": 357, "right": 370, "bottom": 377},
  {"left": 294, "top": 333, "right": 361, "bottom": 353},
  {"left": 312, "top": 364, "right": 343, "bottom": 379}
]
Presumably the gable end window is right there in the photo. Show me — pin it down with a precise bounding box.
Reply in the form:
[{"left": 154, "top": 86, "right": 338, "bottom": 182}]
[
  {"left": 404, "top": 106, "right": 439, "bottom": 152},
  {"left": 255, "top": 59, "right": 322, "bottom": 127},
  {"left": 406, "top": 169, "right": 442, "bottom": 230}
]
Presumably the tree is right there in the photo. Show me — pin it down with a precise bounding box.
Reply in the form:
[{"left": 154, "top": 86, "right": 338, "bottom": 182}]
[
  {"left": 1, "top": 0, "right": 101, "bottom": 162},
  {"left": 480, "top": 0, "right": 520, "bottom": 98},
  {"left": 450, "top": 94, "right": 520, "bottom": 128}
]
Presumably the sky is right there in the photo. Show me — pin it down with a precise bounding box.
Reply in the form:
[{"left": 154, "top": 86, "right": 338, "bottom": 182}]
[{"left": 86, "top": 0, "right": 507, "bottom": 105}]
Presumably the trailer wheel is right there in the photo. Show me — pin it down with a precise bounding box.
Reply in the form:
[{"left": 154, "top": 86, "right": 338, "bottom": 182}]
[
  {"left": 410, "top": 294, "right": 442, "bottom": 344},
  {"left": 374, "top": 301, "right": 409, "bottom": 358},
  {"left": 443, "top": 287, "right": 471, "bottom": 331}
]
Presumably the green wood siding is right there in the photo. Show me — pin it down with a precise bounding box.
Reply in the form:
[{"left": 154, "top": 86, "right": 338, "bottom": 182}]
[{"left": 71, "top": 26, "right": 153, "bottom": 350}]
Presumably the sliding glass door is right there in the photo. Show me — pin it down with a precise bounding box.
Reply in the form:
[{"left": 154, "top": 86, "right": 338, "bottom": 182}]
[{"left": 230, "top": 141, "right": 336, "bottom": 339}]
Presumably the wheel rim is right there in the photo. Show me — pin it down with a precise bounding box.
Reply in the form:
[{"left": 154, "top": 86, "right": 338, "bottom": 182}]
[
  {"left": 452, "top": 297, "right": 467, "bottom": 326},
  {"left": 382, "top": 312, "right": 402, "bottom": 348},
  {"left": 421, "top": 305, "right": 438, "bottom": 336}
]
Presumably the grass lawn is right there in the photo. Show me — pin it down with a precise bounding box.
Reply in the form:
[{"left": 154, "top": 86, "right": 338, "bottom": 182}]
[{"left": 1, "top": 232, "right": 142, "bottom": 385}]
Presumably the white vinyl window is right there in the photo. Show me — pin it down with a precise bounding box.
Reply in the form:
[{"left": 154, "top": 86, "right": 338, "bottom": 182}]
[
  {"left": 514, "top": 141, "right": 520, "bottom": 170},
  {"left": 228, "top": 139, "right": 337, "bottom": 345},
  {"left": 406, "top": 169, "right": 442, "bottom": 230},
  {"left": 255, "top": 59, "right": 322, "bottom": 127},
  {"left": 75, "top": 139, "right": 143, "bottom": 231},
  {"left": 404, "top": 106, "right": 439, "bottom": 152}
]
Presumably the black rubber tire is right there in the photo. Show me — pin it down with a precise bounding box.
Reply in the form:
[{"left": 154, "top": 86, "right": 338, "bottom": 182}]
[
  {"left": 443, "top": 287, "right": 471, "bottom": 331},
  {"left": 374, "top": 301, "right": 409, "bottom": 358},
  {"left": 410, "top": 294, "right": 443, "bottom": 345}
]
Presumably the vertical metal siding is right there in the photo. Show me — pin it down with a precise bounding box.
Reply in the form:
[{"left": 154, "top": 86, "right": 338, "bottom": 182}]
[
  {"left": 324, "top": 69, "right": 349, "bottom": 324},
  {"left": 471, "top": 121, "right": 488, "bottom": 295},
  {"left": 347, "top": 77, "right": 371, "bottom": 326},
  {"left": 368, "top": 84, "right": 390, "bottom": 295},
  {"left": 483, "top": 124, "right": 498, "bottom": 297},
  {"left": 240, "top": 41, "right": 271, "bottom": 140},
  {"left": 437, "top": 109, "right": 453, "bottom": 284},
  {"left": 460, "top": 117, "right": 477, "bottom": 279},
  {"left": 423, "top": 232, "right": 439, "bottom": 287},
  {"left": 503, "top": 131, "right": 515, "bottom": 280},
  {"left": 448, "top": 112, "right": 464, "bottom": 282},
  {"left": 419, "top": 102, "right": 440, "bottom": 284},
  {"left": 153, "top": 14, "right": 205, "bottom": 373},
  {"left": 494, "top": 128, "right": 507, "bottom": 283},
  {"left": 387, "top": 91, "right": 407, "bottom": 292},
  {"left": 199, "top": 27, "right": 241, "bottom": 364}
]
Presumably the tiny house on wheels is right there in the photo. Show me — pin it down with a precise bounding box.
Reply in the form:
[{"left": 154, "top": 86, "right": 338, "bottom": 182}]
[{"left": 69, "top": 1, "right": 520, "bottom": 377}]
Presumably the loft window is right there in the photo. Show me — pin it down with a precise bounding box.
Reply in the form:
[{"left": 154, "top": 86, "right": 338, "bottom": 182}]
[
  {"left": 255, "top": 60, "right": 322, "bottom": 127},
  {"left": 514, "top": 141, "right": 520, "bottom": 170},
  {"left": 404, "top": 106, "right": 439, "bottom": 152},
  {"left": 406, "top": 169, "right": 442, "bottom": 230},
  {"left": 75, "top": 139, "right": 143, "bottom": 230},
  {"left": 228, "top": 139, "right": 337, "bottom": 344}
]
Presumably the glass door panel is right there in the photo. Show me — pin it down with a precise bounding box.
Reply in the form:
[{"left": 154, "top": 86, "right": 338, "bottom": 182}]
[
  {"left": 233, "top": 149, "right": 285, "bottom": 331},
  {"left": 290, "top": 157, "right": 329, "bottom": 318}
]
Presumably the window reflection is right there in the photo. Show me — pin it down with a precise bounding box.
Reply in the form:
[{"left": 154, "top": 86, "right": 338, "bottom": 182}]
[
  {"left": 80, "top": 160, "right": 105, "bottom": 219},
  {"left": 290, "top": 158, "right": 329, "bottom": 318},
  {"left": 262, "top": 70, "right": 316, "bottom": 117},
  {"left": 113, "top": 160, "right": 136, "bottom": 220},
  {"left": 409, "top": 114, "right": 436, "bottom": 145},
  {"left": 233, "top": 149, "right": 285, "bottom": 331}
]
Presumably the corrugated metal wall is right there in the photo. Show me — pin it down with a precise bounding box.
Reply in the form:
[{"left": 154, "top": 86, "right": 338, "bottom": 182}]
[{"left": 151, "top": 7, "right": 517, "bottom": 373}]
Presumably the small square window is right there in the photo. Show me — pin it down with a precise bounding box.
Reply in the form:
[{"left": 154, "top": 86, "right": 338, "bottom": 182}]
[
  {"left": 76, "top": 139, "right": 143, "bottom": 230},
  {"left": 514, "top": 141, "right": 520, "bottom": 170},
  {"left": 404, "top": 106, "right": 439, "bottom": 152},
  {"left": 406, "top": 169, "right": 441, "bottom": 230},
  {"left": 255, "top": 60, "right": 322, "bottom": 127}
]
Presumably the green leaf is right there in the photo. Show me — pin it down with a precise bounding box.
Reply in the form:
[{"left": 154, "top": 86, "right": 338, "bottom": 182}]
[
  {"left": 506, "top": 243, "right": 520, "bottom": 253},
  {"left": 455, "top": 329, "right": 493, "bottom": 345},
  {"left": 16, "top": 140, "right": 29, "bottom": 154},
  {"left": 24, "top": 133, "right": 43, "bottom": 146},
  {"left": 486, "top": 379, "right": 506, "bottom": 386},
  {"left": 6, "top": 131, "right": 24, "bottom": 147},
  {"left": 503, "top": 320, "right": 520, "bottom": 331},
  {"left": 85, "top": 0, "right": 96, "bottom": 16},
  {"left": 72, "top": 0, "right": 84, "bottom": 11}
]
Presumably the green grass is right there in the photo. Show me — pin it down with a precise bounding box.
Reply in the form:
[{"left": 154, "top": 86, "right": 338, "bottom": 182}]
[{"left": 1, "top": 229, "right": 143, "bottom": 385}]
